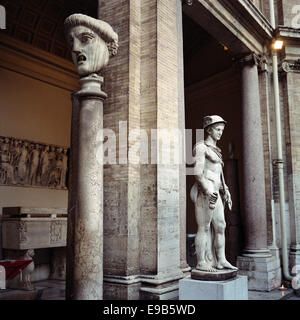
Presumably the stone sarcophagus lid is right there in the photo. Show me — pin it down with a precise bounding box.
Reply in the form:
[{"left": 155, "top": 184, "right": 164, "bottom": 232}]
[{"left": 2, "top": 207, "right": 67, "bottom": 250}]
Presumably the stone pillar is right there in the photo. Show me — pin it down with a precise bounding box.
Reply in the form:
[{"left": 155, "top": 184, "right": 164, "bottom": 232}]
[
  {"left": 98, "top": 0, "right": 185, "bottom": 300},
  {"left": 66, "top": 76, "right": 106, "bottom": 300},
  {"left": 138, "top": 0, "right": 184, "bottom": 299},
  {"left": 237, "top": 54, "right": 281, "bottom": 291},
  {"left": 177, "top": 0, "right": 190, "bottom": 276},
  {"left": 98, "top": 0, "right": 142, "bottom": 300}
]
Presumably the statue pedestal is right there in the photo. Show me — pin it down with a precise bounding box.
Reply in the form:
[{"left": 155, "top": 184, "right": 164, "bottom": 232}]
[
  {"left": 179, "top": 276, "right": 248, "bottom": 300},
  {"left": 191, "top": 269, "right": 238, "bottom": 281}
]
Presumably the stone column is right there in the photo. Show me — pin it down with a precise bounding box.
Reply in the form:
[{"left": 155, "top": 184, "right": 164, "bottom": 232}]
[
  {"left": 67, "top": 77, "right": 106, "bottom": 300},
  {"left": 64, "top": 14, "right": 118, "bottom": 300},
  {"left": 237, "top": 54, "right": 281, "bottom": 291},
  {"left": 240, "top": 54, "right": 270, "bottom": 256}
]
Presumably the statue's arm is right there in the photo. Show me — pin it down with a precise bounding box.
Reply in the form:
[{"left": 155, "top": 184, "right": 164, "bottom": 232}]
[{"left": 221, "top": 172, "right": 232, "bottom": 210}]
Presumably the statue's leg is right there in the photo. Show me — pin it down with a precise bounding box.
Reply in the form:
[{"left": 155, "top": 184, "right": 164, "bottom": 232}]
[
  {"left": 212, "top": 197, "right": 238, "bottom": 270},
  {"left": 195, "top": 192, "right": 216, "bottom": 272}
]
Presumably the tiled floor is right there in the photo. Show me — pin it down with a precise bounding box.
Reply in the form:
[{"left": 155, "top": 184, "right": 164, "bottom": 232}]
[{"left": 0, "top": 280, "right": 300, "bottom": 300}]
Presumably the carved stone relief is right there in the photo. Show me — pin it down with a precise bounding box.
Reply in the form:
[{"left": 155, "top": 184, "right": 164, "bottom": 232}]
[
  {"left": 0, "top": 136, "right": 68, "bottom": 190},
  {"left": 18, "top": 221, "right": 28, "bottom": 244},
  {"left": 50, "top": 221, "right": 63, "bottom": 244}
]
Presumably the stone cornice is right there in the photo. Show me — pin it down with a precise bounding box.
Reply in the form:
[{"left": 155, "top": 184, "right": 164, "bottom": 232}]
[
  {"left": 275, "top": 27, "right": 300, "bottom": 63},
  {"left": 184, "top": 0, "right": 274, "bottom": 55},
  {"left": 275, "top": 26, "right": 300, "bottom": 42},
  {"left": 224, "top": 0, "right": 274, "bottom": 39}
]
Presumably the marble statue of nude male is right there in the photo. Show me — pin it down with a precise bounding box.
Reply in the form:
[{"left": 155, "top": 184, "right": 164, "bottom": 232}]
[{"left": 190, "top": 115, "right": 238, "bottom": 272}]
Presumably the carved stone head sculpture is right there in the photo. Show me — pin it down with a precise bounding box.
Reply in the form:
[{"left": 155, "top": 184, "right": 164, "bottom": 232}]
[{"left": 64, "top": 14, "right": 118, "bottom": 78}]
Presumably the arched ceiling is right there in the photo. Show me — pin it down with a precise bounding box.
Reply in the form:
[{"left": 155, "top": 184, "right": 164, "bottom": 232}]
[{"left": 1, "top": 0, "right": 98, "bottom": 60}]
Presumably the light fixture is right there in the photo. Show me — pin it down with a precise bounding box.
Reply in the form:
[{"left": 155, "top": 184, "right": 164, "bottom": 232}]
[
  {"left": 219, "top": 42, "right": 229, "bottom": 51},
  {"left": 272, "top": 39, "right": 284, "bottom": 50}
]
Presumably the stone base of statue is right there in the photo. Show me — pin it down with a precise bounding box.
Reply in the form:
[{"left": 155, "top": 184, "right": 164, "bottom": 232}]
[
  {"left": 191, "top": 268, "right": 238, "bottom": 281},
  {"left": 179, "top": 275, "right": 248, "bottom": 300}
]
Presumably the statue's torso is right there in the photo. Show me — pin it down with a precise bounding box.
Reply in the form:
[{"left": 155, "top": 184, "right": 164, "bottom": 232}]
[{"left": 196, "top": 141, "right": 224, "bottom": 190}]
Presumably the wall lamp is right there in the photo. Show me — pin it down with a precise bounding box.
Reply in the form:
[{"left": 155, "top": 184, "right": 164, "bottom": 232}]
[{"left": 272, "top": 39, "right": 284, "bottom": 50}]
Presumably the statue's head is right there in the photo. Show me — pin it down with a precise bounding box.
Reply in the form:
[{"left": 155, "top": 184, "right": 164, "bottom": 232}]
[
  {"left": 204, "top": 115, "right": 226, "bottom": 141},
  {"left": 64, "top": 14, "right": 118, "bottom": 78}
]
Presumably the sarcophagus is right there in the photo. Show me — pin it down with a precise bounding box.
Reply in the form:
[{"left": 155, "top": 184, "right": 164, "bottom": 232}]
[{"left": 2, "top": 207, "right": 67, "bottom": 250}]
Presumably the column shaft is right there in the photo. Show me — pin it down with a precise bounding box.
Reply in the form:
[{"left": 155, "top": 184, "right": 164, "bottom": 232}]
[
  {"left": 237, "top": 55, "right": 281, "bottom": 291},
  {"left": 241, "top": 57, "right": 270, "bottom": 256},
  {"left": 67, "top": 91, "right": 104, "bottom": 300}
]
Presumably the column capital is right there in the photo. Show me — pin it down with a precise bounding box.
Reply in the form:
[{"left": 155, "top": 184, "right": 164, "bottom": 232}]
[
  {"left": 234, "top": 53, "right": 269, "bottom": 73},
  {"left": 257, "top": 55, "right": 269, "bottom": 73},
  {"left": 74, "top": 75, "right": 108, "bottom": 99},
  {"left": 280, "top": 59, "right": 300, "bottom": 73},
  {"left": 234, "top": 53, "right": 262, "bottom": 68}
]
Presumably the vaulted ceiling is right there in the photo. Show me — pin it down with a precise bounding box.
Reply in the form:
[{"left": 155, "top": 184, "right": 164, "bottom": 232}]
[{"left": 1, "top": 0, "right": 98, "bottom": 60}]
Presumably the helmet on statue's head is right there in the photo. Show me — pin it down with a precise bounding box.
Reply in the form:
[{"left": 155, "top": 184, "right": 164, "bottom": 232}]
[{"left": 203, "top": 115, "right": 227, "bottom": 129}]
